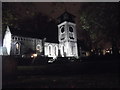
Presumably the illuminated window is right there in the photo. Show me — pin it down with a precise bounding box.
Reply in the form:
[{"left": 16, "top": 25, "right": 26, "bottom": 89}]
[
  {"left": 62, "top": 45, "right": 64, "bottom": 56},
  {"left": 16, "top": 43, "right": 19, "bottom": 49},
  {"left": 36, "top": 44, "right": 41, "bottom": 52},
  {"left": 72, "top": 46, "right": 75, "bottom": 55},
  {"left": 63, "top": 46, "right": 64, "bottom": 53},
  {"left": 71, "top": 45, "right": 75, "bottom": 55},
  {"left": 49, "top": 46, "right": 51, "bottom": 55},
  {"left": 15, "top": 42, "right": 20, "bottom": 55},
  {"left": 55, "top": 46, "right": 57, "bottom": 56}
]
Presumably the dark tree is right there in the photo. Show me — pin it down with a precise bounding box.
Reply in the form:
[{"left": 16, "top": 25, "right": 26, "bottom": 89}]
[
  {"left": 2, "top": 3, "right": 35, "bottom": 29},
  {"left": 79, "top": 3, "right": 119, "bottom": 51},
  {"left": 2, "top": 2, "right": 58, "bottom": 42}
]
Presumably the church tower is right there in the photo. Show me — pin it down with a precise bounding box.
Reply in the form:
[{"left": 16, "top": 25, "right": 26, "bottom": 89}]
[{"left": 57, "top": 11, "right": 78, "bottom": 58}]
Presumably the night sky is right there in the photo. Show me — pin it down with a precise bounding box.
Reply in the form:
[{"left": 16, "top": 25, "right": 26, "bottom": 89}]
[{"left": 2, "top": 2, "right": 120, "bottom": 48}]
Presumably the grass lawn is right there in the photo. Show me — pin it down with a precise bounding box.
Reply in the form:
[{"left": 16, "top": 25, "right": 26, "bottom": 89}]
[
  {"left": 3, "top": 59, "right": 120, "bottom": 88},
  {"left": 3, "top": 72, "right": 119, "bottom": 88}
]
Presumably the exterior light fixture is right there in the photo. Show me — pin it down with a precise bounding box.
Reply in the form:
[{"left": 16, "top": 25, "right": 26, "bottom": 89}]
[
  {"left": 31, "top": 53, "right": 37, "bottom": 58},
  {"left": 106, "top": 50, "right": 110, "bottom": 53},
  {"left": 91, "top": 49, "right": 93, "bottom": 52},
  {"left": 31, "top": 55, "right": 34, "bottom": 58}
]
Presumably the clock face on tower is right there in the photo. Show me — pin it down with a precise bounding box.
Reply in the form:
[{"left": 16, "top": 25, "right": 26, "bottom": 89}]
[
  {"left": 69, "top": 26, "right": 73, "bottom": 32},
  {"left": 69, "top": 26, "right": 74, "bottom": 40},
  {"left": 60, "top": 25, "right": 65, "bottom": 41},
  {"left": 61, "top": 26, "right": 65, "bottom": 33}
]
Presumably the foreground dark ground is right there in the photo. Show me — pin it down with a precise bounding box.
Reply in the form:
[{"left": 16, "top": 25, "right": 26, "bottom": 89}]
[{"left": 2, "top": 55, "right": 120, "bottom": 88}]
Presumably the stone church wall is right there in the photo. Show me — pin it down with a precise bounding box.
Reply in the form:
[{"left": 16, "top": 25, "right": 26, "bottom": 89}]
[
  {"left": 11, "top": 35, "right": 43, "bottom": 55},
  {"left": 44, "top": 42, "right": 59, "bottom": 58}
]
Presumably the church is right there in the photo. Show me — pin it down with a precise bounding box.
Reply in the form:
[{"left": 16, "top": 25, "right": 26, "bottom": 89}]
[{"left": 2, "top": 11, "right": 79, "bottom": 59}]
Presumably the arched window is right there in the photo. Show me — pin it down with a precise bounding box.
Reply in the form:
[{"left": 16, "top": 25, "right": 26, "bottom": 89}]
[
  {"left": 36, "top": 44, "right": 41, "bottom": 52},
  {"left": 71, "top": 46, "right": 74, "bottom": 55},
  {"left": 63, "top": 46, "right": 64, "bottom": 54},
  {"left": 15, "top": 42, "right": 20, "bottom": 55},
  {"left": 71, "top": 45, "right": 75, "bottom": 55},
  {"left": 54, "top": 46, "right": 58, "bottom": 56},
  {"left": 61, "top": 45, "right": 65, "bottom": 57},
  {"left": 49, "top": 45, "right": 52, "bottom": 56}
]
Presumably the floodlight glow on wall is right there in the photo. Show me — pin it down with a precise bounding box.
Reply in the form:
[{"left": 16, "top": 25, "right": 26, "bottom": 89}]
[{"left": 3, "top": 26, "right": 12, "bottom": 55}]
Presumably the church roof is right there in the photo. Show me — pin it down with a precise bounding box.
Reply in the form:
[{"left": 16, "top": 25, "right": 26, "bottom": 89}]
[
  {"left": 8, "top": 26, "right": 58, "bottom": 43},
  {"left": 57, "top": 11, "right": 76, "bottom": 24},
  {"left": 9, "top": 26, "right": 41, "bottom": 39},
  {"left": 4, "top": 11, "right": 76, "bottom": 43}
]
